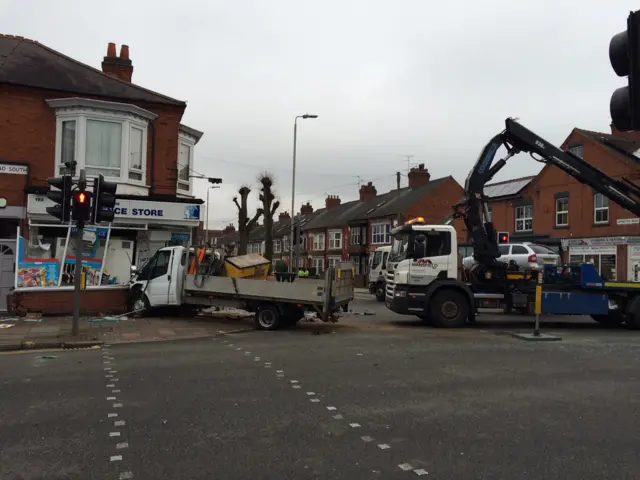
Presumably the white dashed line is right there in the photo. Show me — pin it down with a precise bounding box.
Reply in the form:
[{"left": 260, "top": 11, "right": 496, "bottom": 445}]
[
  {"left": 110, "top": 432, "right": 121, "bottom": 437},
  {"left": 112, "top": 378, "right": 119, "bottom": 381},
  {"left": 228, "top": 344, "right": 234, "bottom": 347},
  {"left": 119, "top": 471, "right": 134, "bottom": 480},
  {"left": 107, "top": 384, "right": 115, "bottom": 388},
  {"left": 104, "top": 361, "right": 111, "bottom": 364},
  {"left": 112, "top": 389, "right": 121, "bottom": 393},
  {"left": 377, "top": 444, "right": 391, "bottom": 450},
  {"left": 361, "top": 436, "right": 374, "bottom": 443},
  {"left": 310, "top": 398, "right": 320, "bottom": 403},
  {"left": 116, "top": 442, "right": 129, "bottom": 449},
  {"left": 113, "top": 403, "right": 123, "bottom": 408},
  {"left": 110, "top": 455, "right": 123, "bottom": 462},
  {"left": 333, "top": 414, "right": 344, "bottom": 420},
  {"left": 306, "top": 392, "right": 315, "bottom": 396},
  {"left": 107, "top": 396, "right": 116, "bottom": 400},
  {"left": 290, "top": 380, "right": 299, "bottom": 384},
  {"left": 244, "top": 352, "right": 250, "bottom": 355},
  {"left": 254, "top": 357, "right": 261, "bottom": 361},
  {"left": 108, "top": 413, "right": 118, "bottom": 418},
  {"left": 398, "top": 463, "right": 413, "bottom": 471},
  {"left": 236, "top": 348, "right": 242, "bottom": 351},
  {"left": 111, "top": 371, "right": 118, "bottom": 374},
  {"left": 326, "top": 406, "right": 337, "bottom": 411},
  {"left": 413, "top": 468, "right": 429, "bottom": 475},
  {"left": 292, "top": 385, "right": 302, "bottom": 389},
  {"left": 349, "top": 423, "right": 361, "bottom": 428},
  {"left": 114, "top": 420, "right": 126, "bottom": 427}
]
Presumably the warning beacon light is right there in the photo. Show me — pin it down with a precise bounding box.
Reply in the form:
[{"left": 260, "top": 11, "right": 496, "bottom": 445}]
[{"left": 406, "top": 217, "right": 426, "bottom": 225}]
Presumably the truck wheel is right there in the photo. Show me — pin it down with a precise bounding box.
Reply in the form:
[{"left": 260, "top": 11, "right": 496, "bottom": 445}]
[
  {"left": 428, "top": 289, "right": 469, "bottom": 328},
  {"left": 375, "top": 284, "right": 386, "bottom": 302},
  {"left": 255, "top": 304, "right": 282, "bottom": 331},
  {"left": 591, "top": 313, "right": 624, "bottom": 327},
  {"left": 129, "top": 290, "right": 149, "bottom": 317}
]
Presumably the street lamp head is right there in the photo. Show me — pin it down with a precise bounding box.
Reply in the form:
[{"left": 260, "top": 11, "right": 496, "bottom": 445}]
[{"left": 302, "top": 114, "right": 318, "bottom": 119}]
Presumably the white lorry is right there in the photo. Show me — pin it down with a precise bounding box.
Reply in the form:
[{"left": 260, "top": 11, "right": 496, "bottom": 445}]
[
  {"left": 368, "top": 245, "right": 390, "bottom": 301},
  {"left": 128, "top": 246, "right": 355, "bottom": 330}
]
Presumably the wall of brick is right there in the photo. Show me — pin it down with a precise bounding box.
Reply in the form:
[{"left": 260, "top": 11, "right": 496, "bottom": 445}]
[
  {"left": 0, "top": 84, "right": 186, "bottom": 200},
  {"left": 8, "top": 287, "right": 129, "bottom": 316}
]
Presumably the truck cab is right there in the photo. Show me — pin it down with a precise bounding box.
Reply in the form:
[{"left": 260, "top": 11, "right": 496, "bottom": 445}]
[
  {"left": 385, "top": 221, "right": 475, "bottom": 327},
  {"left": 129, "top": 246, "right": 187, "bottom": 311},
  {"left": 368, "top": 245, "right": 390, "bottom": 301}
]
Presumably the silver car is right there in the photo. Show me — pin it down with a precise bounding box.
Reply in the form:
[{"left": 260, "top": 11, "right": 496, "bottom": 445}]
[{"left": 462, "top": 243, "right": 560, "bottom": 271}]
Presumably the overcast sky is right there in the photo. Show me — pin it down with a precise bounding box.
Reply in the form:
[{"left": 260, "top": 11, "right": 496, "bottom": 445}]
[{"left": 4, "top": 0, "right": 636, "bottom": 228}]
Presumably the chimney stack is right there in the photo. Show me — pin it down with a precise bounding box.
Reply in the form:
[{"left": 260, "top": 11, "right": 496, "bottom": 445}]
[
  {"left": 101, "top": 42, "right": 134, "bottom": 83},
  {"left": 408, "top": 163, "right": 430, "bottom": 189},
  {"left": 325, "top": 195, "right": 341, "bottom": 209},
  {"left": 278, "top": 211, "right": 291, "bottom": 223},
  {"left": 359, "top": 181, "right": 377, "bottom": 202},
  {"left": 300, "top": 202, "right": 314, "bottom": 216}
]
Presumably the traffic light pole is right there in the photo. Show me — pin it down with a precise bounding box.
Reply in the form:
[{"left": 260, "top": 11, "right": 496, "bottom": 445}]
[{"left": 72, "top": 221, "right": 83, "bottom": 336}]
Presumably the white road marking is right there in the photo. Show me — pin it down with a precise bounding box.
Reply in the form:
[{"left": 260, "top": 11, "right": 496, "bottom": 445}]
[
  {"left": 119, "top": 471, "right": 134, "bottom": 479},
  {"left": 245, "top": 352, "right": 250, "bottom": 355},
  {"left": 254, "top": 357, "right": 261, "bottom": 361},
  {"left": 361, "top": 436, "right": 374, "bottom": 443},
  {"left": 110, "top": 455, "right": 122, "bottom": 462},
  {"left": 236, "top": 348, "right": 242, "bottom": 351},
  {"left": 113, "top": 403, "right": 123, "bottom": 408},
  {"left": 107, "top": 396, "right": 116, "bottom": 400},
  {"left": 114, "top": 420, "right": 126, "bottom": 427},
  {"left": 116, "top": 442, "right": 129, "bottom": 449},
  {"left": 228, "top": 344, "right": 234, "bottom": 347},
  {"left": 290, "top": 380, "right": 298, "bottom": 384},
  {"left": 326, "top": 406, "right": 336, "bottom": 411},
  {"left": 378, "top": 444, "right": 391, "bottom": 450},
  {"left": 349, "top": 423, "right": 361, "bottom": 428},
  {"left": 264, "top": 362, "right": 271, "bottom": 366},
  {"left": 413, "top": 469, "right": 429, "bottom": 476},
  {"left": 104, "top": 361, "right": 111, "bottom": 364},
  {"left": 104, "top": 367, "right": 111, "bottom": 371},
  {"left": 292, "top": 385, "right": 301, "bottom": 389},
  {"left": 112, "top": 378, "right": 119, "bottom": 381},
  {"left": 112, "top": 389, "right": 121, "bottom": 393},
  {"left": 108, "top": 413, "right": 118, "bottom": 418},
  {"left": 109, "top": 432, "right": 121, "bottom": 437},
  {"left": 111, "top": 371, "right": 118, "bottom": 374},
  {"left": 105, "top": 374, "right": 113, "bottom": 378},
  {"left": 333, "top": 414, "right": 344, "bottom": 420},
  {"left": 306, "top": 392, "right": 315, "bottom": 396},
  {"left": 398, "top": 463, "right": 413, "bottom": 471},
  {"left": 107, "top": 384, "right": 115, "bottom": 388},
  {"left": 276, "top": 370, "right": 284, "bottom": 373},
  {"left": 310, "top": 398, "right": 320, "bottom": 403}
]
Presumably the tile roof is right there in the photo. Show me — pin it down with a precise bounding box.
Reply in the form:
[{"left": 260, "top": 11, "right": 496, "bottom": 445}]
[
  {"left": 575, "top": 128, "right": 640, "bottom": 166},
  {"left": 0, "top": 34, "right": 185, "bottom": 106}
]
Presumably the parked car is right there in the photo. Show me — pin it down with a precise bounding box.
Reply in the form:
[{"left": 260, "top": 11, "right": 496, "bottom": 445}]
[{"left": 462, "top": 243, "right": 560, "bottom": 271}]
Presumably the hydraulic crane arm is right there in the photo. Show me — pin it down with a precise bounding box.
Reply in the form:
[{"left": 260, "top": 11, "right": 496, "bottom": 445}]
[{"left": 459, "top": 118, "right": 640, "bottom": 266}]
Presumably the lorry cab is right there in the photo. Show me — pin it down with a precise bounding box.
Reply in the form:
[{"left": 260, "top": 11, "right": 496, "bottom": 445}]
[
  {"left": 129, "top": 246, "right": 187, "bottom": 310},
  {"left": 368, "top": 246, "right": 391, "bottom": 301}
]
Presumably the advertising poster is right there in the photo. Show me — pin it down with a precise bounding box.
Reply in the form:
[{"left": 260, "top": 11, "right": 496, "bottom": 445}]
[{"left": 15, "top": 236, "right": 60, "bottom": 288}]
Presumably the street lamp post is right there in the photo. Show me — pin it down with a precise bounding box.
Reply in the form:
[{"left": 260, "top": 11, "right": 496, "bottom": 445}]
[{"left": 289, "top": 114, "right": 318, "bottom": 270}]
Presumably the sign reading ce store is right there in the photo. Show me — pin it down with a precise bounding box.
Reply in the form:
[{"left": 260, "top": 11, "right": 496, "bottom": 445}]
[
  {"left": 27, "top": 194, "right": 201, "bottom": 223},
  {"left": 0, "top": 163, "right": 28, "bottom": 175}
]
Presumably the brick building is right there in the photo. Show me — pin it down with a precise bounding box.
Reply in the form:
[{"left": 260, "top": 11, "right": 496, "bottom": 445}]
[
  {"left": 0, "top": 35, "right": 204, "bottom": 313},
  {"left": 482, "top": 126, "right": 640, "bottom": 281}
]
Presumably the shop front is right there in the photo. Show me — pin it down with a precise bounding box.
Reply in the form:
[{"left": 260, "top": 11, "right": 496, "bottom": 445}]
[
  {"left": 6, "top": 194, "right": 202, "bottom": 315},
  {"left": 563, "top": 236, "right": 640, "bottom": 282}
]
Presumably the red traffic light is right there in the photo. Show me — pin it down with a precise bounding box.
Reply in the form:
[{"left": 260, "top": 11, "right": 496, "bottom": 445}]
[
  {"left": 76, "top": 192, "right": 87, "bottom": 204},
  {"left": 497, "top": 232, "right": 509, "bottom": 244}
]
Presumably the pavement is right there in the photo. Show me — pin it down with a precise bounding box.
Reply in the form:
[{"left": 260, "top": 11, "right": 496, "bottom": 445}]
[{"left": 2, "top": 317, "right": 640, "bottom": 479}]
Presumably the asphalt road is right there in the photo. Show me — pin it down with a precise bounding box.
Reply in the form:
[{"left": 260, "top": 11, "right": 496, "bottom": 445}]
[{"left": 2, "top": 300, "right": 640, "bottom": 479}]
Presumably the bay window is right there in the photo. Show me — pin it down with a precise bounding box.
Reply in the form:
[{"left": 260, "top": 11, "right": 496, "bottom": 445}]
[
  {"left": 177, "top": 141, "right": 192, "bottom": 193},
  {"left": 86, "top": 120, "right": 122, "bottom": 178}
]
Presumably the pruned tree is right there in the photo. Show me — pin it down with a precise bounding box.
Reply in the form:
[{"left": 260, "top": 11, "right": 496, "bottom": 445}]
[
  {"left": 259, "top": 173, "right": 280, "bottom": 269},
  {"left": 233, "top": 186, "right": 263, "bottom": 255},
  {"left": 222, "top": 223, "right": 236, "bottom": 234}
]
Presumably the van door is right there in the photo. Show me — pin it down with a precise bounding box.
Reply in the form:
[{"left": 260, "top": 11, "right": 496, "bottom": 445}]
[{"left": 143, "top": 250, "right": 173, "bottom": 307}]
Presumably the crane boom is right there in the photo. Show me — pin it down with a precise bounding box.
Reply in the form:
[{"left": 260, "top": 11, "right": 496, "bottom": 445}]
[{"left": 458, "top": 118, "right": 640, "bottom": 267}]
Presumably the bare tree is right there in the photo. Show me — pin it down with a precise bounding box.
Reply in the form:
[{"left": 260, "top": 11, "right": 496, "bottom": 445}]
[
  {"left": 259, "top": 173, "right": 280, "bottom": 269},
  {"left": 222, "top": 223, "right": 236, "bottom": 234},
  {"left": 233, "top": 186, "right": 263, "bottom": 255}
]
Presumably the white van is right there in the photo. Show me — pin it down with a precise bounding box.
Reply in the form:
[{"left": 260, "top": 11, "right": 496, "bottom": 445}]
[{"left": 368, "top": 245, "right": 390, "bottom": 301}]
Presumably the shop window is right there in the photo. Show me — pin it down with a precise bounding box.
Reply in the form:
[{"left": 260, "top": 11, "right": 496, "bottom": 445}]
[
  {"left": 555, "top": 197, "right": 568, "bottom": 227},
  {"left": 594, "top": 194, "right": 609, "bottom": 224},
  {"left": 569, "top": 253, "right": 617, "bottom": 281},
  {"left": 515, "top": 205, "right": 533, "bottom": 232}
]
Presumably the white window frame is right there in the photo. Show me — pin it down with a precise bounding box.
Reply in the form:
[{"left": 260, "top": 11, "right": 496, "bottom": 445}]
[
  {"left": 329, "top": 230, "right": 342, "bottom": 249},
  {"left": 177, "top": 134, "right": 195, "bottom": 197},
  {"left": 594, "top": 193, "right": 609, "bottom": 224},
  {"left": 371, "top": 223, "right": 390, "bottom": 245},
  {"left": 313, "top": 233, "right": 325, "bottom": 251},
  {"left": 274, "top": 239, "right": 282, "bottom": 253},
  {"left": 312, "top": 257, "right": 324, "bottom": 273},
  {"left": 515, "top": 205, "right": 533, "bottom": 232},
  {"left": 556, "top": 197, "right": 569, "bottom": 227},
  {"left": 47, "top": 98, "right": 154, "bottom": 188},
  {"left": 350, "top": 227, "right": 361, "bottom": 246},
  {"left": 327, "top": 256, "right": 341, "bottom": 269}
]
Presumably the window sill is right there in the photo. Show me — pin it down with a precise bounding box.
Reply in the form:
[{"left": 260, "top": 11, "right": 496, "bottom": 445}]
[
  {"left": 592, "top": 222, "right": 610, "bottom": 228},
  {"left": 553, "top": 225, "right": 569, "bottom": 230},
  {"left": 514, "top": 230, "right": 533, "bottom": 234}
]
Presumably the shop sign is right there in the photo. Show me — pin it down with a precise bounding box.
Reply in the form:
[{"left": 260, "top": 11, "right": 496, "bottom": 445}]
[
  {"left": 569, "top": 245, "right": 617, "bottom": 255},
  {"left": 617, "top": 218, "right": 640, "bottom": 225},
  {"left": 28, "top": 194, "right": 201, "bottom": 222},
  {"left": 0, "top": 163, "right": 27, "bottom": 175},
  {"left": 564, "top": 237, "right": 640, "bottom": 247}
]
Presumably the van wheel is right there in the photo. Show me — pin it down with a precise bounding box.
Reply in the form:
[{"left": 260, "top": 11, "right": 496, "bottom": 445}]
[
  {"left": 428, "top": 289, "right": 469, "bottom": 328},
  {"left": 129, "top": 290, "right": 149, "bottom": 317},
  {"left": 255, "top": 304, "right": 282, "bottom": 331},
  {"left": 375, "top": 284, "right": 386, "bottom": 302}
]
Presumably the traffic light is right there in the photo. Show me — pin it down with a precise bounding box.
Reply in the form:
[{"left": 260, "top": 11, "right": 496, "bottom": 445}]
[
  {"left": 72, "top": 190, "right": 91, "bottom": 224},
  {"left": 293, "top": 227, "right": 304, "bottom": 245},
  {"left": 46, "top": 175, "right": 72, "bottom": 222},
  {"left": 497, "top": 232, "right": 509, "bottom": 244},
  {"left": 92, "top": 174, "right": 117, "bottom": 223},
  {"left": 610, "top": 10, "right": 640, "bottom": 131},
  {"left": 208, "top": 178, "right": 222, "bottom": 184}
]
